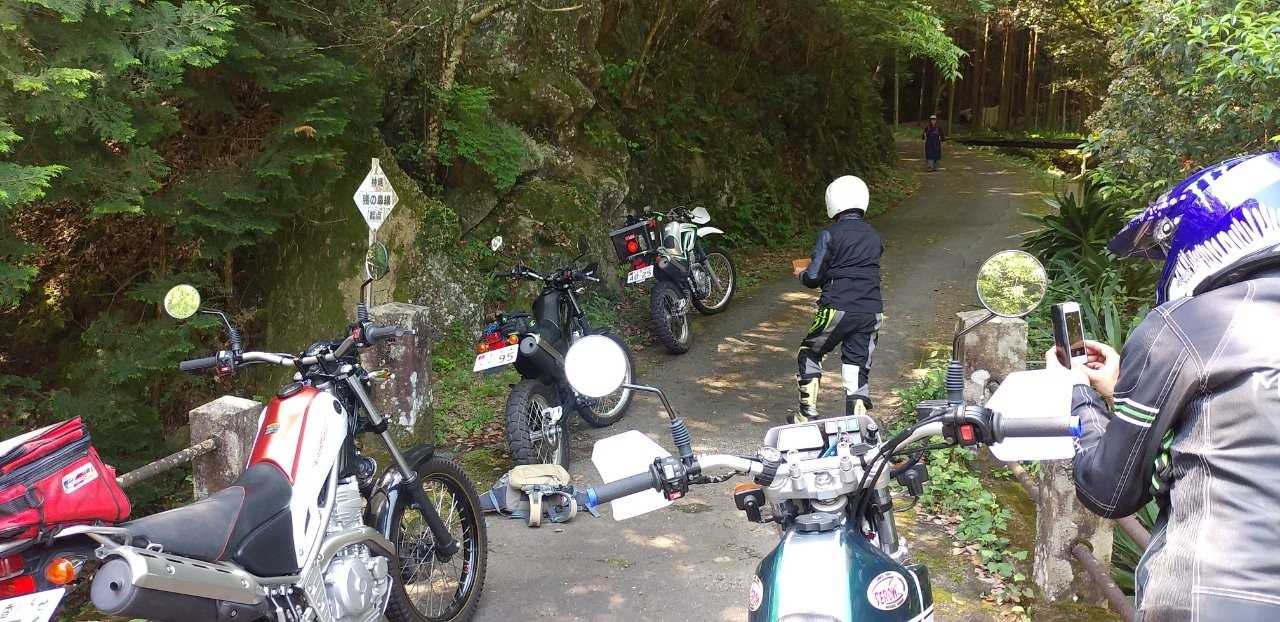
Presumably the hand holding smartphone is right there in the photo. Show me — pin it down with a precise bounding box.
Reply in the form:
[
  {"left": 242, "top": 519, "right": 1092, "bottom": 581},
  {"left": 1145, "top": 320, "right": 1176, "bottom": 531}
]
[{"left": 1050, "top": 302, "right": 1088, "bottom": 368}]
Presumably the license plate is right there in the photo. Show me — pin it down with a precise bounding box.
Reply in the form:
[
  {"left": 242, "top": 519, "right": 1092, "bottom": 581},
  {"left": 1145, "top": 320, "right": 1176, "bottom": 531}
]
[
  {"left": 0, "top": 589, "right": 65, "bottom": 622},
  {"left": 627, "top": 265, "right": 654, "bottom": 284},
  {"left": 473, "top": 344, "right": 519, "bottom": 372}
]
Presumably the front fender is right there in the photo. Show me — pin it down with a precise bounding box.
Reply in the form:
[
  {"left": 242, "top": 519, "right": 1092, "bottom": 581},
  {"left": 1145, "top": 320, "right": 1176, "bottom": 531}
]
[
  {"left": 696, "top": 226, "right": 724, "bottom": 238},
  {"left": 366, "top": 444, "right": 436, "bottom": 539}
]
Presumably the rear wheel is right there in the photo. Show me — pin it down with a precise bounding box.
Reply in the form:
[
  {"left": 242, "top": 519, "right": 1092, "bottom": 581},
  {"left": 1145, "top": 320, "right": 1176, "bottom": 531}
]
[
  {"left": 576, "top": 333, "right": 635, "bottom": 428},
  {"left": 385, "top": 457, "right": 488, "bottom": 622},
  {"left": 649, "top": 279, "right": 691, "bottom": 354},
  {"left": 505, "top": 379, "right": 568, "bottom": 467},
  {"left": 690, "top": 245, "right": 736, "bottom": 315}
]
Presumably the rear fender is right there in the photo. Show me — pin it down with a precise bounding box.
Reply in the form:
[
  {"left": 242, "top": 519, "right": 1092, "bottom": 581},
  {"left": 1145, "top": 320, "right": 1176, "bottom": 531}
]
[{"left": 366, "top": 444, "right": 436, "bottom": 540}]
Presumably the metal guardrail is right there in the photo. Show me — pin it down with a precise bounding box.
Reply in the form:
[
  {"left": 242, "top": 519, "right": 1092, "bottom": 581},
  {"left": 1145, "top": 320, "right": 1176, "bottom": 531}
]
[
  {"left": 1004, "top": 464, "right": 1149, "bottom": 621},
  {"left": 115, "top": 437, "right": 218, "bottom": 489},
  {"left": 1072, "top": 543, "right": 1137, "bottom": 621}
]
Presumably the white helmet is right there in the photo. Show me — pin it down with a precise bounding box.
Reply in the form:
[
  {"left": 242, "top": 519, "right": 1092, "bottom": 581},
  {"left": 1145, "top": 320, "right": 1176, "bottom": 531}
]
[{"left": 825, "top": 175, "right": 869, "bottom": 219}]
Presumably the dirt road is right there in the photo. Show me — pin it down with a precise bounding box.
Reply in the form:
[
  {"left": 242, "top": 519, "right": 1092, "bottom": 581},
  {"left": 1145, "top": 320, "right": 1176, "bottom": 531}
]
[{"left": 472, "top": 142, "right": 1044, "bottom": 621}]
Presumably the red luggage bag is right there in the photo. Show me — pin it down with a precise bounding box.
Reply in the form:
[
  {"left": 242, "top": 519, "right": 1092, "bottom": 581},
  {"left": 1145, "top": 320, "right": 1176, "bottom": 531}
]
[{"left": 0, "top": 418, "right": 130, "bottom": 541}]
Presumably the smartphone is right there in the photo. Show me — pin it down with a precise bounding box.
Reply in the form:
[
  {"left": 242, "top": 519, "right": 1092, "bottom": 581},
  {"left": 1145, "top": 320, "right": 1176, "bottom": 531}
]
[{"left": 1050, "top": 302, "right": 1088, "bottom": 368}]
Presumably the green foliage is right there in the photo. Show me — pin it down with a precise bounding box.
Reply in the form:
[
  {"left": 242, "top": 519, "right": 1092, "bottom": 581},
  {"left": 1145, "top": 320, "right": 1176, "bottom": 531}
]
[
  {"left": 437, "top": 84, "right": 531, "bottom": 193},
  {"left": 919, "top": 448, "right": 1034, "bottom": 605},
  {"left": 1087, "top": 0, "right": 1280, "bottom": 200},
  {"left": 1021, "top": 182, "right": 1130, "bottom": 272}
]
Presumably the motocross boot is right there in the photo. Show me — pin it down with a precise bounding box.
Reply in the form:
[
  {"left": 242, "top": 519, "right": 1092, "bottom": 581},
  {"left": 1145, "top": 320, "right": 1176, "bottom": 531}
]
[{"left": 793, "top": 375, "right": 820, "bottom": 423}]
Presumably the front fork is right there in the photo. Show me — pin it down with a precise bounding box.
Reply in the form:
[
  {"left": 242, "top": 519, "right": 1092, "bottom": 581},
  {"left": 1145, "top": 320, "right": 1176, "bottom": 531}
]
[{"left": 345, "top": 375, "right": 461, "bottom": 558}]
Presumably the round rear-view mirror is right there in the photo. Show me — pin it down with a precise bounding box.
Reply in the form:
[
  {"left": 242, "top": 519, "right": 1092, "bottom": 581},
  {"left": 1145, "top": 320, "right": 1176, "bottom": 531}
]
[
  {"left": 163, "top": 284, "right": 201, "bottom": 320},
  {"left": 365, "top": 242, "right": 390, "bottom": 281},
  {"left": 564, "top": 335, "right": 629, "bottom": 398},
  {"left": 976, "top": 250, "right": 1048, "bottom": 317}
]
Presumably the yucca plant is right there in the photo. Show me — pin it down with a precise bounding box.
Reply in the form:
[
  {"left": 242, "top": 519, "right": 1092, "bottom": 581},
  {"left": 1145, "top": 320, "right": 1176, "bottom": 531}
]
[{"left": 1022, "top": 181, "right": 1131, "bottom": 275}]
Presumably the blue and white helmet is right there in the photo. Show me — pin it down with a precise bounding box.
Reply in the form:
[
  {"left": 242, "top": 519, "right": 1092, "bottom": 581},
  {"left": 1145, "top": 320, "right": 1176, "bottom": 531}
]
[{"left": 1110, "top": 152, "right": 1280, "bottom": 304}]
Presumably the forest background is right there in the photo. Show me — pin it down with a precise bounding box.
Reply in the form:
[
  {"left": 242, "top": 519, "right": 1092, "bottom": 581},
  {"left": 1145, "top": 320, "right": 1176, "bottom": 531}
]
[{"left": 3, "top": 0, "right": 1279, "bottom": 519}]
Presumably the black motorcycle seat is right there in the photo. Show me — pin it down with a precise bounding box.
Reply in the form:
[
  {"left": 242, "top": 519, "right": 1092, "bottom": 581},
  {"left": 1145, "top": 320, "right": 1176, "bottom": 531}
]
[{"left": 123, "top": 463, "right": 292, "bottom": 565}]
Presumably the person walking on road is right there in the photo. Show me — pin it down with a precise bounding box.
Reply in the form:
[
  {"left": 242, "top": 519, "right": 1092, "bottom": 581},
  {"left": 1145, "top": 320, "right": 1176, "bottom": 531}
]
[
  {"left": 923, "top": 115, "right": 944, "bottom": 171},
  {"left": 792, "top": 175, "right": 884, "bottom": 423}
]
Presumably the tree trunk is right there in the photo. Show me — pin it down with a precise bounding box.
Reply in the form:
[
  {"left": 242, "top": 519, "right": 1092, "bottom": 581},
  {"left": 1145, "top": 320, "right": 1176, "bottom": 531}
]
[
  {"left": 997, "top": 21, "right": 1013, "bottom": 130},
  {"left": 894, "top": 49, "right": 900, "bottom": 128},
  {"left": 918, "top": 61, "right": 928, "bottom": 121},
  {"left": 973, "top": 17, "right": 989, "bottom": 128},
  {"left": 1025, "top": 30, "right": 1038, "bottom": 128},
  {"left": 947, "top": 78, "right": 956, "bottom": 135},
  {"left": 422, "top": 0, "right": 517, "bottom": 170}
]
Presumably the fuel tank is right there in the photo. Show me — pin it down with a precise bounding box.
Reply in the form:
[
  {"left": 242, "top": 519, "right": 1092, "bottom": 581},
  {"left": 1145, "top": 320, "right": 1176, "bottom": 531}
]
[{"left": 748, "top": 519, "right": 933, "bottom": 621}]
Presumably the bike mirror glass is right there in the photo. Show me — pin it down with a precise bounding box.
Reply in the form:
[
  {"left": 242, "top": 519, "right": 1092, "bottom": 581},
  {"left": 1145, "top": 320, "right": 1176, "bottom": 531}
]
[
  {"left": 490, "top": 236, "right": 504, "bottom": 252},
  {"left": 564, "top": 334, "right": 628, "bottom": 398},
  {"left": 689, "top": 207, "right": 711, "bottom": 224},
  {"left": 163, "top": 284, "right": 201, "bottom": 320},
  {"left": 365, "top": 241, "right": 390, "bottom": 281},
  {"left": 975, "top": 250, "right": 1048, "bottom": 317}
]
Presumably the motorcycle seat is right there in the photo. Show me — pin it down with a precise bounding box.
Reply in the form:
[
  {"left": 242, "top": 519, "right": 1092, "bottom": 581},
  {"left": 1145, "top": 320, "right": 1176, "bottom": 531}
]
[{"left": 122, "top": 463, "right": 293, "bottom": 570}]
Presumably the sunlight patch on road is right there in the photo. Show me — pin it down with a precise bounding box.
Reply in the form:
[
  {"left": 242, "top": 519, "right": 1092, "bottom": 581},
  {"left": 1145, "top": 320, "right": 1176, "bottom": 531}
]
[{"left": 625, "top": 531, "right": 689, "bottom": 552}]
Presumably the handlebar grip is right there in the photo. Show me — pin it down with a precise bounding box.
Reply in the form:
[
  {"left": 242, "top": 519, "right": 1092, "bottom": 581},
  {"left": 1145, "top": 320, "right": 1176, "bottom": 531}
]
[
  {"left": 586, "top": 470, "right": 657, "bottom": 507},
  {"left": 365, "top": 324, "right": 403, "bottom": 343},
  {"left": 179, "top": 356, "right": 219, "bottom": 372},
  {"left": 997, "top": 415, "right": 1081, "bottom": 439}
]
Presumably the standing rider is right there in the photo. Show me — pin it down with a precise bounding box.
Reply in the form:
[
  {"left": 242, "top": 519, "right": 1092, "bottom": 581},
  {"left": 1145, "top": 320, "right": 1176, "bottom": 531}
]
[
  {"left": 1046, "top": 152, "right": 1280, "bottom": 621},
  {"left": 793, "top": 175, "right": 884, "bottom": 423}
]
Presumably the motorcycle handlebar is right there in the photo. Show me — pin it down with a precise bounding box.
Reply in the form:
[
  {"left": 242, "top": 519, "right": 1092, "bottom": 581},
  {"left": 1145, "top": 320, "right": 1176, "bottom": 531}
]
[
  {"left": 996, "top": 415, "right": 1080, "bottom": 440},
  {"left": 588, "top": 470, "right": 658, "bottom": 506},
  {"left": 364, "top": 324, "right": 403, "bottom": 343},
  {"left": 178, "top": 356, "right": 219, "bottom": 372}
]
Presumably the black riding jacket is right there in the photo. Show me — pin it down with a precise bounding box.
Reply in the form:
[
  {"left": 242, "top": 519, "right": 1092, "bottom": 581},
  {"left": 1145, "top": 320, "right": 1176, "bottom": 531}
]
[
  {"left": 1071, "top": 264, "right": 1280, "bottom": 621},
  {"left": 799, "top": 211, "right": 883, "bottom": 313}
]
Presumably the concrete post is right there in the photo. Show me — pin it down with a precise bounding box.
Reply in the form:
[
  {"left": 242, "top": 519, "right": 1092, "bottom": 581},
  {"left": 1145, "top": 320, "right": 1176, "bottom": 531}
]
[
  {"left": 361, "top": 302, "right": 434, "bottom": 445},
  {"left": 1034, "top": 462, "right": 1115, "bottom": 603},
  {"left": 955, "top": 310, "right": 1027, "bottom": 402},
  {"left": 189, "top": 396, "right": 263, "bottom": 499}
]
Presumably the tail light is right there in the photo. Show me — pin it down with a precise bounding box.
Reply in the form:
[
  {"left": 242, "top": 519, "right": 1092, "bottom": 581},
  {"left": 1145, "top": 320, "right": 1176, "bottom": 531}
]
[
  {"left": 476, "top": 330, "right": 506, "bottom": 353},
  {"left": 0, "top": 554, "right": 34, "bottom": 597},
  {"left": 631, "top": 257, "right": 649, "bottom": 270},
  {"left": 0, "top": 554, "right": 22, "bottom": 582},
  {"left": 0, "top": 575, "right": 35, "bottom": 598}
]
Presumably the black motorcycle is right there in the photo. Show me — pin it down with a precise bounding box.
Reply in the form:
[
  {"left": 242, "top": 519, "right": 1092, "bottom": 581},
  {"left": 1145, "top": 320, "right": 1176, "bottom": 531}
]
[
  {"left": 473, "top": 237, "right": 634, "bottom": 467},
  {"left": 609, "top": 206, "right": 736, "bottom": 354}
]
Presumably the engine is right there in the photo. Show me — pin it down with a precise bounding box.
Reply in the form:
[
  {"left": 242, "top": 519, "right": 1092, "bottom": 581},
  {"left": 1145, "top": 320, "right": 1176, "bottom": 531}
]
[{"left": 307, "top": 478, "right": 392, "bottom": 622}]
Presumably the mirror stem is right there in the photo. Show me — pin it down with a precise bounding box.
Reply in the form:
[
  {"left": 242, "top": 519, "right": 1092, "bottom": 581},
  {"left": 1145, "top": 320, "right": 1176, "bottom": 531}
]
[
  {"left": 199, "top": 309, "right": 242, "bottom": 353},
  {"left": 620, "top": 383, "right": 694, "bottom": 462},
  {"left": 947, "top": 310, "right": 995, "bottom": 403}
]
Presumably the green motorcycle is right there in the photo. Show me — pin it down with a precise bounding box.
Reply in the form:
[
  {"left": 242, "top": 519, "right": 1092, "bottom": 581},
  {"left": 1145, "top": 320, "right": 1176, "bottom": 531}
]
[{"left": 562, "top": 250, "right": 1077, "bottom": 621}]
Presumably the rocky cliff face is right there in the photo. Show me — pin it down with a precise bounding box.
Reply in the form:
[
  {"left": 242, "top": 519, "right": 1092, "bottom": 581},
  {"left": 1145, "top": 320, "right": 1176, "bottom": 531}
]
[{"left": 362, "top": 1, "right": 895, "bottom": 334}]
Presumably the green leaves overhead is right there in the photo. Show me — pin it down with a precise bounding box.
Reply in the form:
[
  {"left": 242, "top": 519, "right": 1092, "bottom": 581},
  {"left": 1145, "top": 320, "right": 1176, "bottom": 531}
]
[{"left": 831, "top": 0, "right": 966, "bottom": 79}]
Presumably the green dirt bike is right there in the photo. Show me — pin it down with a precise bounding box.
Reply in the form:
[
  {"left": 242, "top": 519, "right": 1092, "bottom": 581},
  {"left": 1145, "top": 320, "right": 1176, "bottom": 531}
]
[{"left": 561, "top": 250, "right": 1077, "bottom": 621}]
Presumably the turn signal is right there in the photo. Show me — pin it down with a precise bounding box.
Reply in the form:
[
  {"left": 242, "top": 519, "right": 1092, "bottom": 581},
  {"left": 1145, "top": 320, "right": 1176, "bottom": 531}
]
[
  {"left": 476, "top": 342, "right": 490, "bottom": 354},
  {"left": 45, "top": 557, "right": 76, "bottom": 586},
  {"left": 626, "top": 237, "right": 640, "bottom": 254},
  {"left": 506, "top": 334, "right": 520, "bottom": 345}
]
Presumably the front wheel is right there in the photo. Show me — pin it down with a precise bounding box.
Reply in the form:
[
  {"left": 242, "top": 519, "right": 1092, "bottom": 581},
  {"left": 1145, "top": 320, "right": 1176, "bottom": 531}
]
[
  {"left": 505, "top": 379, "right": 569, "bottom": 467},
  {"left": 649, "top": 279, "right": 691, "bottom": 354},
  {"left": 385, "top": 457, "right": 488, "bottom": 622},
  {"left": 576, "top": 333, "right": 635, "bottom": 428},
  {"left": 690, "top": 245, "right": 736, "bottom": 315}
]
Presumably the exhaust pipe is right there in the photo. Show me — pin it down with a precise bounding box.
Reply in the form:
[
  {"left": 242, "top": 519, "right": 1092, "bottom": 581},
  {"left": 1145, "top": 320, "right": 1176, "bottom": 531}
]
[
  {"left": 92, "top": 558, "right": 268, "bottom": 622},
  {"left": 518, "top": 334, "right": 564, "bottom": 381},
  {"left": 90, "top": 545, "right": 267, "bottom": 622}
]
